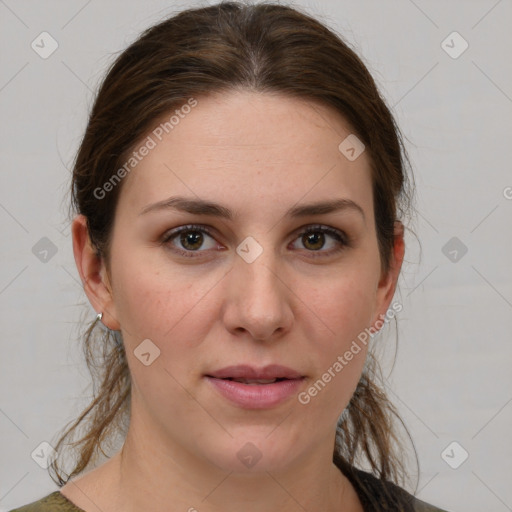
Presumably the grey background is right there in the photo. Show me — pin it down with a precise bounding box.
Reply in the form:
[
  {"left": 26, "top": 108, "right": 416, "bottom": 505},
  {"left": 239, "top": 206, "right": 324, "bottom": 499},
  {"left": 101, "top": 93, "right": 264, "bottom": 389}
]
[{"left": 1, "top": 1, "right": 511, "bottom": 511}]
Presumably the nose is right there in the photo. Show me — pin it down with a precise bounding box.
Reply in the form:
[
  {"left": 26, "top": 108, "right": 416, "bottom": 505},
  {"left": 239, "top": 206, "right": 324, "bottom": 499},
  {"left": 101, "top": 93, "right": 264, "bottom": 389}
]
[{"left": 221, "top": 243, "right": 293, "bottom": 342}]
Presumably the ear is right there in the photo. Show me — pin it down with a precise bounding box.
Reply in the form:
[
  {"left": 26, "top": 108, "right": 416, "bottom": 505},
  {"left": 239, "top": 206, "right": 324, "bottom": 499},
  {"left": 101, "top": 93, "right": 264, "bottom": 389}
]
[
  {"left": 71, "top": 214, "right": 120, "bottom": 330},
  {"left": 370, "top": 220, "right": 405, "bottom": 331}
]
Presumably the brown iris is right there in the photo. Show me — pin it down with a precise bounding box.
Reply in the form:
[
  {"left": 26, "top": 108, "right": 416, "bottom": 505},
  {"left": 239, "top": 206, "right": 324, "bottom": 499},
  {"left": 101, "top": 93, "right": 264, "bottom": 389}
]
[
  {"left": 180, "top": 230, "right": 204, "bottom": 250},
  {"left": 302, "top": 231, "right": 325, "bottom": 250}
]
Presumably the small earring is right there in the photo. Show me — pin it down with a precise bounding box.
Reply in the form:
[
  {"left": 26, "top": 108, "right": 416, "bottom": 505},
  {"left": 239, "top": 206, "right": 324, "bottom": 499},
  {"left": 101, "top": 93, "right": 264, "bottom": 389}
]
[{"left": 95, "top": 311, "right": 123, "bottom": 350}]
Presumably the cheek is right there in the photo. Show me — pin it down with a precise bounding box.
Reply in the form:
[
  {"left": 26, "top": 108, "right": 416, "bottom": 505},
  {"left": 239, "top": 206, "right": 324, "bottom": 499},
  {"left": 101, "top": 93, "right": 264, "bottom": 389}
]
[
  {"left": 300, "top": 270, "right": 376, "bottom": 352},
  {"left": 111, "top": 264, "right": 212, "bottom": 409},
  {"left": 294, "top": 273, "right": 375, "bottom": 415},
  {"left": 111, "top": 256, "right": 213, "bottom": 341}
]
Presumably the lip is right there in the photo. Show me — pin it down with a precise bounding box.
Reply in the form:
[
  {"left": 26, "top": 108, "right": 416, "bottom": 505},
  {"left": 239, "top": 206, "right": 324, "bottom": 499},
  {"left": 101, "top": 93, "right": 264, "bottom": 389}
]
[
  {"left": 204, "top": 364, "right": 305, "bottom": 409},
  {"left": 206, "top": 364, "right": 303, "bottom": 380},
  {"left": 205, "top": 376, "right": 305, "bottom": 409}
]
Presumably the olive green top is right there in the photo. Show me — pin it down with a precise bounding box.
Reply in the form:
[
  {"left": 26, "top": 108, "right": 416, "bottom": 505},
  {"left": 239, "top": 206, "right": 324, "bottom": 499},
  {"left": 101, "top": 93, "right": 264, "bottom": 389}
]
[
  {"left": 8, "top": 465, "right": 450, "bottom": 511},
  {"left": 9, "top": 492, "right": 82, "bottom": 512}
]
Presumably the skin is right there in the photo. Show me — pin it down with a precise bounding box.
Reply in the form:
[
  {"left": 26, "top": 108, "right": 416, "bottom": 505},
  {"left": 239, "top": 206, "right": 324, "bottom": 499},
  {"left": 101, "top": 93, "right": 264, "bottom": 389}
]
[{"left": 64, "top": 91, "right": 404, "bottom": 512}]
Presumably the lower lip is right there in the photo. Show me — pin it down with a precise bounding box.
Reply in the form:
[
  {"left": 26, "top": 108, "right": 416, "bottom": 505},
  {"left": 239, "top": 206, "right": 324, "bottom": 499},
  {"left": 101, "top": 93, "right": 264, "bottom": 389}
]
[{"left": 205, "top": 376, "right": 305, "bottom": 409}]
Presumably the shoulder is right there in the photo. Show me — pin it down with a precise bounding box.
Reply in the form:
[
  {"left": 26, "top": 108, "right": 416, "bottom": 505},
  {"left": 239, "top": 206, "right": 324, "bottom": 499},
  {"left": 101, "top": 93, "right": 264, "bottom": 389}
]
[
  {"left": 344, "top": 465, "right": 451, "bottom": 512},
  {"left": 7, "top": 491, "right": 84, "bottom": 512}
]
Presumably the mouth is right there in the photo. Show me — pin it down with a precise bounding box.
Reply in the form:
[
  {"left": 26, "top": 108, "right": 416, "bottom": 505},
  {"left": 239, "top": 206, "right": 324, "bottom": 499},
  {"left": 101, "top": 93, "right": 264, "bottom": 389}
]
[{"left": 204, "top": 365, "right": 305, "bottom": 409}]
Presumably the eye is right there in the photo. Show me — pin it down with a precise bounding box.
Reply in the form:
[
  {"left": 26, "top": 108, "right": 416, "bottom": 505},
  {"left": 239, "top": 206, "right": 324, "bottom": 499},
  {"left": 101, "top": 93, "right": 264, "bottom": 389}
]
[
  {"left": 161, "top": 224, "right": 220, "bottom": 258},
  {"left": 161, "top": 224, "right": 350, "bottom": 259},
  {"left": 290, "top": 225, "right": 349, "bottom": 257}
]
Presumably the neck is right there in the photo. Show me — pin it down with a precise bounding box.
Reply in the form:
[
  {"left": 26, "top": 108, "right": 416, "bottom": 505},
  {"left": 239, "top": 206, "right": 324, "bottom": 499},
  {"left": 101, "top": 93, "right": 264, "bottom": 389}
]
[{"left": 104, "top": 423, "right": 360, "bottom": 512}]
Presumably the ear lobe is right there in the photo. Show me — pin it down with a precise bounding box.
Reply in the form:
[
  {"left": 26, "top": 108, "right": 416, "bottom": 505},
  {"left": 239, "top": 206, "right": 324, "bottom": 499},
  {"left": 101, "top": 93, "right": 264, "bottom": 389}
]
[{"left": 71, "top": 214, "right": 120, "bottom": 330}]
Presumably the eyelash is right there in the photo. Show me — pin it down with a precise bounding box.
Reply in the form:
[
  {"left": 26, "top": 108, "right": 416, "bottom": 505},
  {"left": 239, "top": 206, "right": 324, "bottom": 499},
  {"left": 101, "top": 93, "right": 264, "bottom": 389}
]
[{"left": 161, "top": 223, "right": 350, "bottom": 259}]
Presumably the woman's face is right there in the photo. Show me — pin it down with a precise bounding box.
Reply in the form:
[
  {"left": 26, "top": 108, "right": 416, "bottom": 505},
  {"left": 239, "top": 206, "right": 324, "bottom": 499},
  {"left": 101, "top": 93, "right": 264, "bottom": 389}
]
[{"left": 76, "top": 91, "right": 403, "bottom": 474}]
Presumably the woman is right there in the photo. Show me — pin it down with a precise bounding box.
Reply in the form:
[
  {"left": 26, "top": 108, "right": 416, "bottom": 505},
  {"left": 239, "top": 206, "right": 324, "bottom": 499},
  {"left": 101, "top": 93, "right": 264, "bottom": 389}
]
[{"left": 10, "top": 2, "right": 450, "bottom": 511}]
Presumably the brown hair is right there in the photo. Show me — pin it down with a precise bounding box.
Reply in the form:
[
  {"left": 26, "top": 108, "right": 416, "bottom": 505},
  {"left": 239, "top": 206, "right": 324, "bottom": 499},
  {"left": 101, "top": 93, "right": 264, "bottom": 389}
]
[{"left": 50, "top": 0, "right": 419, "bottom": 500}]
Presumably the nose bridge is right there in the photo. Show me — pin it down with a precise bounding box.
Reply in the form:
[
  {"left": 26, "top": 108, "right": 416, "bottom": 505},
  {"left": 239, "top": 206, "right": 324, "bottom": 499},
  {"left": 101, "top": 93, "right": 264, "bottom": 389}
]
[
  {"left": 246, "top": 252, "right": 278, "bottom": 292},
  {"left": 236, "top": 238, "right": 282, "bottom": 306}
]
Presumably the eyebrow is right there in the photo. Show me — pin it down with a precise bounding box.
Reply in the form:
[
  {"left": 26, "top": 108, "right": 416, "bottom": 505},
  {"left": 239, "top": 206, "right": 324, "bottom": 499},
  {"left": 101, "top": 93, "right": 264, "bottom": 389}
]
[{"left": 138, "top": 195, "right": 366, "bottom": 222}]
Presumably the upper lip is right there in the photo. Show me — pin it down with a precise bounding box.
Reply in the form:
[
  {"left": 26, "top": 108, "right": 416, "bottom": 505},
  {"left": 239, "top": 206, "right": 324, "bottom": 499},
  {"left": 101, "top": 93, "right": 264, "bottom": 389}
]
[{"left": 206, "top": 364, "right": 304, "bottom": 380}]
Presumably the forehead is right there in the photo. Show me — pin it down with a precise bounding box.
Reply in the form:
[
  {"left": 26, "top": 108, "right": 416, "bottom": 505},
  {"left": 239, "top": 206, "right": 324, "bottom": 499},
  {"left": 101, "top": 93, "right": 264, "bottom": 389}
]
[{"left": 116, "top": 91, "right": 373, "bottom": 221}]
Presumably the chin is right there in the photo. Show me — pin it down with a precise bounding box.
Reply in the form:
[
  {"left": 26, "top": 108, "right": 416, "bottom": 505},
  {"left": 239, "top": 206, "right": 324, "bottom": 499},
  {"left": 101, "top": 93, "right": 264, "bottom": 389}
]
[{"left": 199, "top": 431, "right": 303, "bottom": 474}]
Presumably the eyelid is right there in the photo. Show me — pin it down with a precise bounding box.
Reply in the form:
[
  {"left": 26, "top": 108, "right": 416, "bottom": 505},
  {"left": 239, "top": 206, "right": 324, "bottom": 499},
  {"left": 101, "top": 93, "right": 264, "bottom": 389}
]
[{"left": 291, "top": 223, "right": 349, "bottom": 243}]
